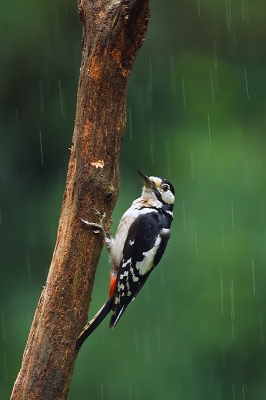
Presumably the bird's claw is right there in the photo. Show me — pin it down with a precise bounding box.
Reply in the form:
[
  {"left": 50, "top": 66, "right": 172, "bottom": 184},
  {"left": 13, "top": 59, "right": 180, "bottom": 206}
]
[{"left": 81, "top": 209, "right": 112, "bottom": 246}]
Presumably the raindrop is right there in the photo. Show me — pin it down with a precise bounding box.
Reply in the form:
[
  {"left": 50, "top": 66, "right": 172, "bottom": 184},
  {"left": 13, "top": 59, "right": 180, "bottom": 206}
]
[
  {"left": 225, "top": 0, "right": 231, "bottom": 30},
  {"left": 100, "top": 383, "right": 104, "bottom": 400},
  {"left": 243, "top": 385, "right": 246, "bottom": 399},
  {"left": 251, "top": 258, "right": 255, "bottom": 295},
  {"left": 232, "top": 383, "right": 235, "bottom": 400},
  {"left": 244, "top": 69, "right": 250, "bottom": 99},
  {"left": 259, "top": 313, "right": 264, "bottom": 345},
  {"left": 39, "top": 131, "right": 44, "bottom": 165},
  {"left": 197, "top": 0, "right": 201, "bottom": 18}
]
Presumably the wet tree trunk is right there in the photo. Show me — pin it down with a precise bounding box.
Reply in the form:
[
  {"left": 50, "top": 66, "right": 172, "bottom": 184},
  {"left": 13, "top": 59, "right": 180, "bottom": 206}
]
[{"left": 10, "top": 1, "right": 150, "bottom": 399}]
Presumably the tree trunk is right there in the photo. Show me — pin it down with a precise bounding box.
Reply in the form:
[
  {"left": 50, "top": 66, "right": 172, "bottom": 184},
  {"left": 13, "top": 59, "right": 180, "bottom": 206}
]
[{"left": 10, "top": 1, "right": 150, "bottom": 399}]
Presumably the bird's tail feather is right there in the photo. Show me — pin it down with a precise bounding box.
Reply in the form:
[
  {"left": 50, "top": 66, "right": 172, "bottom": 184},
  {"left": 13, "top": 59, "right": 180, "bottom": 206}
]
[{"left": 76, "top": 297, "right": 113, "bottom": 349}]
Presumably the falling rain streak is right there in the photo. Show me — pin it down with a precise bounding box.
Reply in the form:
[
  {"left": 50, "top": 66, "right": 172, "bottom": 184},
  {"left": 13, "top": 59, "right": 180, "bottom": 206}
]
[
  {"left": 197, "top": 0, "right": 200, "bottom": 17},
  {"left": 225, "top": 0, "right": 232, "bottom": 30},
  {"left": 232, "top": 383, "right": 235, "bottom": 400},
  {"left": 242, "top": 0, "right": 250, "bottom": 27}
]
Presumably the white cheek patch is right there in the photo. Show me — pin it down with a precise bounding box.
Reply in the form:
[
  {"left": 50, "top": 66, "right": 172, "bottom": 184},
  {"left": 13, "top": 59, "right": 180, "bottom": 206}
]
[
  {"left": 161, "top": 190, "right": 175, "bottom": 205},
  {"left": 136, "top": 235, "right": 162, "bottom": 275}
]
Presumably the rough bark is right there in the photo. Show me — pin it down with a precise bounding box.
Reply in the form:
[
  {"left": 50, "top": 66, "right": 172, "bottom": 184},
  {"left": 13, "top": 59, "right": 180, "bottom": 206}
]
[{"left": 10, "top": 1, "right": 150, "bottom": 399}]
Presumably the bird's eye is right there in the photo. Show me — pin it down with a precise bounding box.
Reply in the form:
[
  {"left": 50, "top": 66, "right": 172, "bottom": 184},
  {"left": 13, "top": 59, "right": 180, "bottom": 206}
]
[{"left": 162, "top": 184, "right": 169, "bottom": 192}]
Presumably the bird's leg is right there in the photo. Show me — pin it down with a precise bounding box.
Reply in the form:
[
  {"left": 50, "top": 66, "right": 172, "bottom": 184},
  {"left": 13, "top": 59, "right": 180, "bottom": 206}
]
[{"left": 81, "top": 209, "right": 114, "bottom": 253}]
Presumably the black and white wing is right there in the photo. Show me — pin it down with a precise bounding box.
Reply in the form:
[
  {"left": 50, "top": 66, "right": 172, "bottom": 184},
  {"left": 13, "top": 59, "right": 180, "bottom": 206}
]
[{"left": 109, "top": 210, "right": 171, "bottom": 328}]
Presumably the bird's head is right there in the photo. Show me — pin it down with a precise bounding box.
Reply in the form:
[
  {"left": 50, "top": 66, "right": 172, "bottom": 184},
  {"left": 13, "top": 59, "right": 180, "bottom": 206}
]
[{"left": 138, "top": 170, "right": 175, "bottom": 206}]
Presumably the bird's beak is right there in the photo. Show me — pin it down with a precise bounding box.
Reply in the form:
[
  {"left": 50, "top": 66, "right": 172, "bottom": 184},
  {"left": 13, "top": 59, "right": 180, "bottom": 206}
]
[{"left": 137, "top": 170, "right": 156, "bottom": 190}]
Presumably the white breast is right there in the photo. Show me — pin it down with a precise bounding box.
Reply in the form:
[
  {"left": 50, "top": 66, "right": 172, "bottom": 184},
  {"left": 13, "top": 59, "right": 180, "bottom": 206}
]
[{"left": 110, "top": 198, "right": 156, "bottom": 268}]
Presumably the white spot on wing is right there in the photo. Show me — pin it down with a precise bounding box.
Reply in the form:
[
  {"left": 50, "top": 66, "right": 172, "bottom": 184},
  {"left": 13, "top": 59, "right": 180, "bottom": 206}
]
[
  {"left": 130, "top": 266, "right": 139, "bottom": 282},
  {"left": 119, "top": 271, "right": 129, "bottom": 279},
  {"left": 122, "top": 258, "right": 132, "bottom": 268}
]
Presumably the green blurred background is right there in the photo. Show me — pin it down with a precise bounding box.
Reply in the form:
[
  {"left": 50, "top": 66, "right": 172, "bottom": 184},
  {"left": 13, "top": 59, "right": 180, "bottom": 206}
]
[{"left": 1, "top": 0, "right": 266, "bottom": 398}]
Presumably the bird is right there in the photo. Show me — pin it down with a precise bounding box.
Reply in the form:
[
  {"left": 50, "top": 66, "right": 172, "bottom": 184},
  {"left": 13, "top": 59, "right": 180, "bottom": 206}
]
[{"left": 76, "top": 170, "right": 175, "bottom": 348}]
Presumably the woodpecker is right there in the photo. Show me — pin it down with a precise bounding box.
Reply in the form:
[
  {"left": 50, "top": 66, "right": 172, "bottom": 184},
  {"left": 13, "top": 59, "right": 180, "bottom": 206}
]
[{"left": 77, "top": 170, "right": 175, "bottom": 347}]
